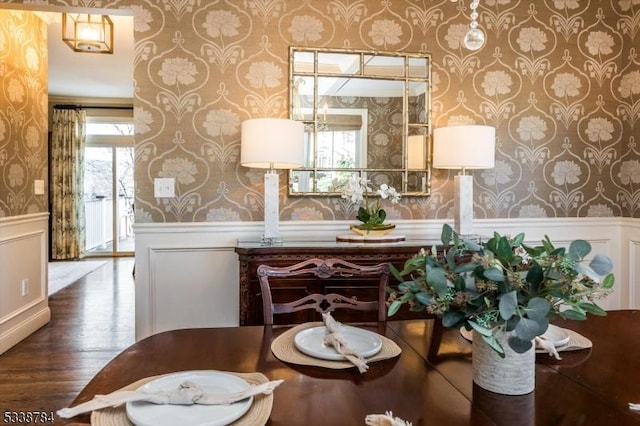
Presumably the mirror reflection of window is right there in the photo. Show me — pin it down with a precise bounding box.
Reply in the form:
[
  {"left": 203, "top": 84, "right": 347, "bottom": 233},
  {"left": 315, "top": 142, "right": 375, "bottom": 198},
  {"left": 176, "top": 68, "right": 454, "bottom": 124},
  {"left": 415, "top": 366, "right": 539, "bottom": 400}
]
[
  {"left": 300, "top": 107, "right": 367, "bottom": 168},
  {"left": 295, "top": 108, "right": 367, "bottom": 193},
  {"left": 317, "top": 131, "right": 355, "bottom": 168},
  {"left": 317, "top": 109, "right": 366, "bottom": 167}
]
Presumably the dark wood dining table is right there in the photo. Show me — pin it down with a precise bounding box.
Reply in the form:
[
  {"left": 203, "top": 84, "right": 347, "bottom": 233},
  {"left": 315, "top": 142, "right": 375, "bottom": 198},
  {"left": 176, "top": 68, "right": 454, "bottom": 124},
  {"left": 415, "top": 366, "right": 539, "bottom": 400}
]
[{"left": 64, "top": 310, "right": 640, "bottom": 426}]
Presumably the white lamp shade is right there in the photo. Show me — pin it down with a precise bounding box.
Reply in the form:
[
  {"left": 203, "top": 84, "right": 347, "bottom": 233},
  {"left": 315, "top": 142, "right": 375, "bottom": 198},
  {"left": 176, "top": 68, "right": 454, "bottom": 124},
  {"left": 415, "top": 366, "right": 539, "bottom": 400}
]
[
  {"left": 241, "top": 118, "right": 304, "bottom": 169},
  {"left": 432, "top": 125, "right": 495, "bottom": 170}
]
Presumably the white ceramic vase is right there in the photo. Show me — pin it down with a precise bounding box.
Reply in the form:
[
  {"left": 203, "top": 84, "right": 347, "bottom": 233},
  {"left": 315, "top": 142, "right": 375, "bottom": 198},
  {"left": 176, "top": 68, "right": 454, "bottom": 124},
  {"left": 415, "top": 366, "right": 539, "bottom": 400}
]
[{"left": 472, "top": 330, "right": 535, "bottom": 395}]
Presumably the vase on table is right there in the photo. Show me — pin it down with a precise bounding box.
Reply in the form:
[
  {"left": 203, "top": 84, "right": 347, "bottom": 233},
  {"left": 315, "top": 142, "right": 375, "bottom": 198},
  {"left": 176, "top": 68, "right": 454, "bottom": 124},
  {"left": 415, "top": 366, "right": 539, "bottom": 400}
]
[{"left": 471, "top": 330, "right": 535, "bottom": 395}]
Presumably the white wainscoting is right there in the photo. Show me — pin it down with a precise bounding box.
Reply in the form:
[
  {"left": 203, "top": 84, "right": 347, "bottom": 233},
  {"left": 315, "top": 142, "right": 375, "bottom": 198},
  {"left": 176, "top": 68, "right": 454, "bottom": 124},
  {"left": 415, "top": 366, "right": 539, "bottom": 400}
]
[
  {"left": 620, "top": 217, "right": 640, "bottom": 310},
  {"left": 133, "top": 217, "right": 637, "bottom": 341},
  {"left": 148, "top": 247, "right": 239, "bottom": 333},
  {"left": 0, "top": 213, "right": 50, "bottom": 355}
]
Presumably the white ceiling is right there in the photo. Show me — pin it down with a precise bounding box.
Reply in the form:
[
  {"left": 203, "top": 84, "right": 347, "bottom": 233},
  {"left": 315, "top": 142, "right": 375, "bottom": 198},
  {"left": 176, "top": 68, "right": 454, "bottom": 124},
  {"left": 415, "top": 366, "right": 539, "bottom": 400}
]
[{"left": 43, "top": 13, "right": 134, "bottom": 99}]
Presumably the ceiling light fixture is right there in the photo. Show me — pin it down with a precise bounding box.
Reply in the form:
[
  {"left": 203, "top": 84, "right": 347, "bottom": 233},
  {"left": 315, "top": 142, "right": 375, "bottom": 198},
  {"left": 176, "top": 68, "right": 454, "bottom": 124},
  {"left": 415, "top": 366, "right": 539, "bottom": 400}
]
[
  {"left": 463, "top": 0, "right": 485, "bottom": 51},
  {"left": 62, "top": 13, "right": 114, "bottom": 54}
]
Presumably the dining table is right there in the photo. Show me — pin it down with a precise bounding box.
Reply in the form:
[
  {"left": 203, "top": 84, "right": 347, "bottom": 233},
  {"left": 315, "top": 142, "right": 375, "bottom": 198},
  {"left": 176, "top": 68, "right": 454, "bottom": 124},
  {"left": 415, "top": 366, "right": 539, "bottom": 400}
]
[{"left": 62, "top": 310, "right": 640, "bottom": 426}]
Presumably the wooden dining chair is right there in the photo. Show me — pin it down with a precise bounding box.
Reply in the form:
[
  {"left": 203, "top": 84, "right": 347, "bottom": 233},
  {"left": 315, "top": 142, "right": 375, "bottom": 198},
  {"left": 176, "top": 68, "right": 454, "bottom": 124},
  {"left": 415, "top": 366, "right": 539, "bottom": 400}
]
[{"left": 257, "top": 258, "right": 390, "bottom": 325}]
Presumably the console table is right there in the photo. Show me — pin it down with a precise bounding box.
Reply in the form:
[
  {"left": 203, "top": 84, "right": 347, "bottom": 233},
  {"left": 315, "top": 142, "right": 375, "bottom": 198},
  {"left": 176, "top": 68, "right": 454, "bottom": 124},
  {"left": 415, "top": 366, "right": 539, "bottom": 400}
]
[{"left": 234, "top": 240, "right": 438, "bottom": 326}]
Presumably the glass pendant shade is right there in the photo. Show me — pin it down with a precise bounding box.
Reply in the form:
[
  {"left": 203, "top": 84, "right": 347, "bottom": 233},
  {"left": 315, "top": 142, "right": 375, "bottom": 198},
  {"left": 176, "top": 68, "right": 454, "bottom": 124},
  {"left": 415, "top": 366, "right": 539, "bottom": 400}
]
[
  {"left": 62, "top": 13, "right": 114, "bottom": 54},
  {"left": 463, "top": 28, "right": 485, "bottom": 51}
]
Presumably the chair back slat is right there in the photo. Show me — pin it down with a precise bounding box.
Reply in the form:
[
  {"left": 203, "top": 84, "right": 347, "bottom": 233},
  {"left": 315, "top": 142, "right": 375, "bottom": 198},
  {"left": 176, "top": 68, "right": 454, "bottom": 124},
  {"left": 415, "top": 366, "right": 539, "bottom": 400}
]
[{"left": 257, "top": 258, "right": 389, "bottom": 325}]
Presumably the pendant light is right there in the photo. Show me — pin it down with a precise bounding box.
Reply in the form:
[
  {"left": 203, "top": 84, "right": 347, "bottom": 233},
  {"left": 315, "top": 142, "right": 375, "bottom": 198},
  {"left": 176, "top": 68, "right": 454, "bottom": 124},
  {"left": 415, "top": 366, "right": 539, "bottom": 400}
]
[{"left": 62, "top": 13, "right": 114, "bottom": 54}]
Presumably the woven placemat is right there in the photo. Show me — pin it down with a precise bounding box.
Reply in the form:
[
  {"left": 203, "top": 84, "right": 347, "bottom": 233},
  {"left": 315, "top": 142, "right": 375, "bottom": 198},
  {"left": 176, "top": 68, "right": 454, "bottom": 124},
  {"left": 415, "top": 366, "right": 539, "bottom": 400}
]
[
  {"left": 271, "top": 322, "right": 402, "bottom": 369},
  {"left": 90, "top": 371, "right": 272, "bottom": 426},
  {"left": 554, "top": 328, "right": 592, "bottom": 352},
  {"left": 460, "top": 326, "right": 592, "bottom": 352}
]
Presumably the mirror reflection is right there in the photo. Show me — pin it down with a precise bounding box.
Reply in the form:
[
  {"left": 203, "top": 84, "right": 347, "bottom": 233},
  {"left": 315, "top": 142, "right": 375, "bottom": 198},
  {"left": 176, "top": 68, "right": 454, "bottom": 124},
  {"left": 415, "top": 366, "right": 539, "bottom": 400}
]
[{"left": 289, "top": 47, "right": 431, "bottom": 196}]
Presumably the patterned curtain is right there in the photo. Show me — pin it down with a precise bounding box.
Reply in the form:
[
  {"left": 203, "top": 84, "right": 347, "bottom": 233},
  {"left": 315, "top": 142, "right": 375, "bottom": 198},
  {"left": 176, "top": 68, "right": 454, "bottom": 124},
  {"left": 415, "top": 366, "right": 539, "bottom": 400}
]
[{"left": 50, "top": 108, "right": 86, "bottom": 260}]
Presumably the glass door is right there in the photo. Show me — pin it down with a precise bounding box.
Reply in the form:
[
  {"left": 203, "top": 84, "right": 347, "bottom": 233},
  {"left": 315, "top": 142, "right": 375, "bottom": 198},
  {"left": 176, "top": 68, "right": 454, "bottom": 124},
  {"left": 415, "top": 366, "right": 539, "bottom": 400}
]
[
  {"left": 83, "top": 146, "right": 134, "bottom": 255},
  {"left": 115, "top": 147, "right": 135, "bottom": 253},
  {"left": 83, "top": 115, "right": 134, "bottom": 256}
]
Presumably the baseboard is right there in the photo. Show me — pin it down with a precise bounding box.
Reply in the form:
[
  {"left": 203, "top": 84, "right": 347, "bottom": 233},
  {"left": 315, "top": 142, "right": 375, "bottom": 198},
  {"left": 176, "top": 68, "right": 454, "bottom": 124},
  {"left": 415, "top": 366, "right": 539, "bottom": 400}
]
[{"left": 0, "top": 306, "right": 50, "bottom": 355}]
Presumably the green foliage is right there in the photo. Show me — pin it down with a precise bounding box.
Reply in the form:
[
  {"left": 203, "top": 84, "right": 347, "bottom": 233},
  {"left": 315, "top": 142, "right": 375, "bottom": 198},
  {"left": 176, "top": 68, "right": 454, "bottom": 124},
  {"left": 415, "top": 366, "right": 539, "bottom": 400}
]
[
  {"left": 387, "top": 224, "right": 615, "bottom": 356},
  {"left": 356, "top": 205, "right": 388, "bottom": 230}
]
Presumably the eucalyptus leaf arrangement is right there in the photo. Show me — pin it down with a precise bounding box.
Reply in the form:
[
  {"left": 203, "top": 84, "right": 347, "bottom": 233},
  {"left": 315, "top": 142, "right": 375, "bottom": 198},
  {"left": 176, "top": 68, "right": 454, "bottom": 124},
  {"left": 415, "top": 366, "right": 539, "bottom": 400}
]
[
  {"left": 388, "top": 224, "right": 615, "bottom": 357},
  {"left": 340, "top": 175, "right": 401, "bottom": 231}
]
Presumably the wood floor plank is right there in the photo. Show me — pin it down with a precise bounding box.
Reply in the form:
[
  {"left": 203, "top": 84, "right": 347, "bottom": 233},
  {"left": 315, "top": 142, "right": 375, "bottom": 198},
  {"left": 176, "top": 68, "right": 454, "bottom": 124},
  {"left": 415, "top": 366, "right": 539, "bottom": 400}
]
[{"left": 0, "top": 258, "right": 135, "bottom": 425}]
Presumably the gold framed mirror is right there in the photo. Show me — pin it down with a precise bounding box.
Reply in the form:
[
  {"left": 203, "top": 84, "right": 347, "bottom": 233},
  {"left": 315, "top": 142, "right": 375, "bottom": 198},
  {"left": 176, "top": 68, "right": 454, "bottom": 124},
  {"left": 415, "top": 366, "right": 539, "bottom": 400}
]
[{"left": 288, "top": 47, "right": 432, "bottom": 196}]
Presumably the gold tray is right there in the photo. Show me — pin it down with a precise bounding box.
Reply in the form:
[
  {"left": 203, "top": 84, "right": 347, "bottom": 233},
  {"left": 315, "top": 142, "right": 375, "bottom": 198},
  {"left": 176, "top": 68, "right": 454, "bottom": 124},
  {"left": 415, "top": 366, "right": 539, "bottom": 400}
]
[{"left": 349, "top": 224, "right": 395, "bottom": 236}]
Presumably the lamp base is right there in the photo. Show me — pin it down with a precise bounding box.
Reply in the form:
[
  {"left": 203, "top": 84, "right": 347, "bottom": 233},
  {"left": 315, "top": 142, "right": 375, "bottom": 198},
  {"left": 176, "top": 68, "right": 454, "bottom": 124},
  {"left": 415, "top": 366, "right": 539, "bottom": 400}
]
[
  {"left": 454, "top": 174, "right": 474, "bottom": 236},
  {"left": 264, "top": 170, "right": 280, "bottom": 240},
  {"left": 260, "top": 235, "right": 284, "bottom": 246}
]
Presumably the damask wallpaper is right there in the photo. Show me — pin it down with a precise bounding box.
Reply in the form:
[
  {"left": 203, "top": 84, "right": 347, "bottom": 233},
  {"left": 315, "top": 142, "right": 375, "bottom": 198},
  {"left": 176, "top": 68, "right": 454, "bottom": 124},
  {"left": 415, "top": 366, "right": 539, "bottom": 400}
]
[
  {"left": 0, "top": 10, "right": 47, "bottom": 217},
  {"left": 3, "top": 0, "right": 640, "bottom": 224}
]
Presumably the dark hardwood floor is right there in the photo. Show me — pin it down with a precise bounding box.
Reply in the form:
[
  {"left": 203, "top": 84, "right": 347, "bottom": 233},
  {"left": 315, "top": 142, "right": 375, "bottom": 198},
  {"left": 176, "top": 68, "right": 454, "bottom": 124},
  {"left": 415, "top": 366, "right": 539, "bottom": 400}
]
[{"left": 0, "top": 258, "right": 135, "bottom": 425}]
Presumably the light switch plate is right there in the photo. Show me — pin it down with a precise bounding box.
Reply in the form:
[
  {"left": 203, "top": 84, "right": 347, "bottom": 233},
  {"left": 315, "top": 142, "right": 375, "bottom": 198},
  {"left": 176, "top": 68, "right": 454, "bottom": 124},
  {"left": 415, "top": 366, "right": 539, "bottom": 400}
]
[
  {"left": 154, "top": 178, "right": 175, "bottom": 198},
  {"left": 34, "top": 180, "right": 45, "bottom": 195}
]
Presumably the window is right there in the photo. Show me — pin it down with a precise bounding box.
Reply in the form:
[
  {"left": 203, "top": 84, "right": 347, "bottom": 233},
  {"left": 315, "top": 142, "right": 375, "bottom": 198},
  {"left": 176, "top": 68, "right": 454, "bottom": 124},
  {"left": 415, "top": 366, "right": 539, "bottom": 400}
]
[
  {"left": 86, "top": 121, "right": 134, "bottom": 136},
  {"left": 83, "top": 112, "right": 134, "bottom": 255}
]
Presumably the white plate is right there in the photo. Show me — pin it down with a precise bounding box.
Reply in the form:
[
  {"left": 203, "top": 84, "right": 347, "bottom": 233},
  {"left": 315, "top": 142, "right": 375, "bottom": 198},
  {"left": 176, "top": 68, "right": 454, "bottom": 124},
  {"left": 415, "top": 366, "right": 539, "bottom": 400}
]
[
  {"left": 540, "top": 324, "right": 571, "bottom": 348},
  {"left": 459, "top": 324, "right": 571, "bottom": 349},
  {"left": 460, "top": 327, "right": 472, "bottom": 342},
  {"left": 125, "top": 371, "right": 253, "bottom": 426},
  {"left": 294, "top": 325, "right": 382, "bottom": 361}
]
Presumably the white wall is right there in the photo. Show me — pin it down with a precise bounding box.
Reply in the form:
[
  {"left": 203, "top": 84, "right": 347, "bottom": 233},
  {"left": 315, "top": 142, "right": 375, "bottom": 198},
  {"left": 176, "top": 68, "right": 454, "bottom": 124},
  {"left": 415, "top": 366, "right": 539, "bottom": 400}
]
[
  {"left": 0, "top": 213, "right": 50, "bottom": 355},
  {"left": 134, "top": 217, "right": 636, "bottom": 341}
]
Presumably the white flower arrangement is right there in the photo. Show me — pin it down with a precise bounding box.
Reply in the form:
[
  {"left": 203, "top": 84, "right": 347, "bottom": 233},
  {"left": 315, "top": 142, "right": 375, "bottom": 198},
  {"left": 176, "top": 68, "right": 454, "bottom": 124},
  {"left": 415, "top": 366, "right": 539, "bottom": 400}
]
[{"left": 340, "top": 175, "right": 401, "bottom": 230}]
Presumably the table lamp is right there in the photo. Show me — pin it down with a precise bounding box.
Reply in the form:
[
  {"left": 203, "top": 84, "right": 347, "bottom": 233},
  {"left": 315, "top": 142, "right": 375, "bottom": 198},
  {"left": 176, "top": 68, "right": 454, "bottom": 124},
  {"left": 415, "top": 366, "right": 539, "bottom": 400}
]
[
  {"left": 432, "top": 125, "right": 495, "bottom": 236},
  {"left": 241, "top": 118, "right": 304, "bottom": 245}
]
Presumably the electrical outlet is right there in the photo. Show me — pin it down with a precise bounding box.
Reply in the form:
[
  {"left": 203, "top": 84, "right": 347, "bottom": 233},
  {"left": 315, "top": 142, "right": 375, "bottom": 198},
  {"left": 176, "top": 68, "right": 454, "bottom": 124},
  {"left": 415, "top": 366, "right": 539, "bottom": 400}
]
[
  {"left": 21, "top": 279, "right": 29, "bottom": 297},
  {"left": 154, "top": 178, "right": 175, "bottom": 198}
]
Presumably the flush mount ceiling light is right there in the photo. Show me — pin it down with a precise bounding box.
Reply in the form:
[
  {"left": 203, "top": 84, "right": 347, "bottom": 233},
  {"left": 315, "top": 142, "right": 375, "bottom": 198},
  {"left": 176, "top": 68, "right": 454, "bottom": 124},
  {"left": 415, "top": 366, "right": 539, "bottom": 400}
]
[{"left": 62, "top": 13, "right": 113, "bottom": 54}]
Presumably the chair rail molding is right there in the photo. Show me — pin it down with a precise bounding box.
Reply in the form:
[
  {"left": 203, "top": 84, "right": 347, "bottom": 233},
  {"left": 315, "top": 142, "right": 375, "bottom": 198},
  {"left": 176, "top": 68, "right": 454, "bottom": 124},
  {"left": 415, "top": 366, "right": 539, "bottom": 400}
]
[{"left": 133, "top": 217, "right": 634, "bottom": 341}]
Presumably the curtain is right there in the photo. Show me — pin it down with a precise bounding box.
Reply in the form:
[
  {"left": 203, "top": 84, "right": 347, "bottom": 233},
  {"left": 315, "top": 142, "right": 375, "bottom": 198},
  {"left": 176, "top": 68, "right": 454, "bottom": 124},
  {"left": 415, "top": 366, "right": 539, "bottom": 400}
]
[{"left": 50, "top": 108, "right": 86, "bottom": 260}]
